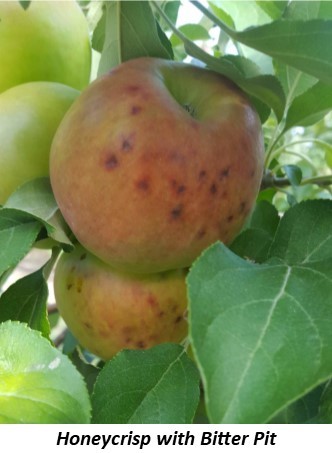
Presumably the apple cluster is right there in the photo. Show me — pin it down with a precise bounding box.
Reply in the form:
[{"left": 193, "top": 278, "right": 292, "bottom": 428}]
[{"left": 50, "top": 58, "right": 264, "bottom": 359}]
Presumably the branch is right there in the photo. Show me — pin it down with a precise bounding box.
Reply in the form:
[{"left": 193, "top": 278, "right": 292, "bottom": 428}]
[{"left": 261, "top": 171, "right": 332, "bottom": 190}]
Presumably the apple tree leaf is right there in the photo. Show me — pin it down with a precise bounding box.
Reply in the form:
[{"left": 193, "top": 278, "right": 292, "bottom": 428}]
[
  {"left": 283, "top": 1, "right": 332, "bottom": 20},
  {"left": 233, "top": 19, "right": 332, "bottom": 84},
  {"left": 284, "top": 81, "right": 332, "bottom": 131},
  {"left": 256, "top": 1, "right": 288, "bottom": 20},
  {"left": 0, "top": 321, "right": 91, "bottom": 423},
  {"left": 271, "top": 384, "right": 326, "bottom": 424},
  {"left": 5, "top": 178, "right": 73, "bottom": 248},
  {"left": 91, "top": 344, "right": 200, "bottom": 423},
  {"left": 0, "top": 208, "right": 41, "bottom": 277},
  {"left": 98, "top": 1, "right": 172, "bottom": 76},
  {"left": 194, "top": 3, "right": 332, "bottom": 83},
  {"left": 188, "top": 200, "right": 332, "bottom": 423},
  {"left": 170, "top": 24, "right": 210, "bottom": 47},
  {"left": 320, "top": 380, "right": 332, "bottom": 423},
  {"left": 230, "top": 201, "right": 280, "bottom": 263},
  {"left": 0, "top": 268, "right": 49, "bottom": 338},
  {"left": 283, "top": 165, "right": 302, "bottom": 187}
]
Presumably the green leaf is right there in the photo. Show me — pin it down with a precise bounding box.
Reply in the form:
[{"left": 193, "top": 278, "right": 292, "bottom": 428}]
[
  {"left": 271, "top": 384, "right": 326, "bottom": 423},
  {"left": 234, "top": 19, "right": 332, "bottom": 84},
  {"left": 284, "top": 1, "right": 332, "bottom": 20},
  {"left": 5, "top": 178, "right": 73, "bottom": 248},
  {"left": 320, "top": 380, "right": 332, "bottom": 423},
  {"left": 91, "top": 344, "right": 200, "bottom": 423},
  {"left": 274, "top": 61, "right": 318, "bottom": 105},
  {"left": 171, "top": 24, "right": 210, "bottom": 47},
  {"left": 250, "top": 200, "right": 280, "bottom": 236},
  {"left": 5, "top": 178, "right": 57, "bottom": 222},
  {"left": 268, "top": 200, "right": 332, "bottom": 264},
  {"left": 163, "top": 1, "right": 181, "bottom": 25},
  {"left": 188, "top": 200, "right": 332, "bottom": 423},
  {"left": 0, "top": 268, "right": 49, "bottom": 338},
  {"left": 0, "top": 209, "right": 41, "bottom": 277},
  {"left": 91, "top": 5, "right": 106, "bottom": 52},
  {"left": 283, "top": 165, "right": 302, "bottom": 187},
  {"left": 208, "top": 2, "right": 235, "bottom": 29},
  {"left": 256, "top": 1, "right": 288, "bottom": 20},
  {"left": 98, "top": 1, "right": 172, "bottom": 76},
  {"left": 230, "top": 201, "right": 280, "bottom": 263},
  {"left": 19, "top": 1, "right": 30, "bottom": 10},
  {"left": 284, "top": 81, "right": 332, "bottom": 131},
  {"left": 0, "top": 321, "right": 91, "bottom": 423}
]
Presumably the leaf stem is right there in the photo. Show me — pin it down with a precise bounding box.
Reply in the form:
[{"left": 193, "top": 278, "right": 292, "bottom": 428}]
[{"left": 267, "top": 138, "right": 332, "bottom": 168}]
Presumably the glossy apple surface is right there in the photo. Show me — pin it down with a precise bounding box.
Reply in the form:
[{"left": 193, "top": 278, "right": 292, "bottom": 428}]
[
  {"left": 50, "top": 57, "right": 264, "bottom": 273},
  {"left": 54, "top": 245, "right": 188, "bottom": 360},
  {"left": 0, "top": 1, "right": 91, "bottom": 94},
  {"left": 0, "top": 81, "right": 79, "bottom": 204}
]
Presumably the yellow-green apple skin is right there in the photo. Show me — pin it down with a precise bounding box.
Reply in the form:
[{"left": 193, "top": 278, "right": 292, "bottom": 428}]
[
  {"left": 0, "top": 81, "right": 79, "bottom": 204},
  {"left": 0, "top": 1, "right": 91, "bottom": 94},
  {"left": 54, "top": 245, "right": 188, "bottom": 360},
  {"left": 50, "top": 57, "right": 264, "bottom": 273}
]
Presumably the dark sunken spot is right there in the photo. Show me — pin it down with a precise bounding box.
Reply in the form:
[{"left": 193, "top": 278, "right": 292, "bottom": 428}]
[
  {"left": 122, "top": 137, "right": 134, "bottom": 152},
  {"left": 147, "top": 295, "right": 157, "bottom": 307},
  {"left": 250, "top": 169, "right": 255, "bottom": 178},
  {"left": 199, "top": 170, "right": 207, "bottom": 180},
  {"left": 105, "top": 154, "right": 118, "bottom": 170},
  {"left": 177, "top": 184, "right": 186, "bottom": 194},
  {"left": 158, "top": 311, "right": 165, "bottom": 317},
  {"left": 210, "top": 183, "right": 217, "bottom": 195},
  {"left": 67, "top": 283, "right": 73, "bottom": 290},
  {"left": 219, "top": 166, "right": 230, "bottom": 180},
  {"left": 175, "top": 315, "right": 183, "bottom": 324},
  {"left": 136, "top": 178, "right": 150, "bottom": 191},
  {"left": 136, "top": 341, "right": 146, "bottom": 349},
  {"left": 227, "top": 215, "right": 234, "bottom": 223},
  {"left": 84, "top": 322, "right": 92, "bottom": 329},
  {"left": 239, "top": 201, "right": 246, "bottom": 213},
  {"left": 170, "top": 205, "right": 183, "bottom": 220},
  {"left": 196, "top": 229, "right": 206, "bottom": 239},
  {"left": 131, "top": 105, "right": 142, "bottom": 115},
  {"left": 79, "top": 253, "right": 87, "bottom": 261},
  {"left": 127, "top": 85, "right": 140, "bottom": 93}
]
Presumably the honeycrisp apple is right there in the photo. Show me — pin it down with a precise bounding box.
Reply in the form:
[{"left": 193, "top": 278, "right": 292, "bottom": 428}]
[
  {"left": 50, "top": 57, "right": 264, "bottom": 273},
  {"left": 0, "top": 81, "right": 79, "bottom": 204},
  {"left": 54, "top": 245, "right": 188, "bottom": 360},
  {"left": 0, "top": 1, "right": 91, "bottom": 94}
]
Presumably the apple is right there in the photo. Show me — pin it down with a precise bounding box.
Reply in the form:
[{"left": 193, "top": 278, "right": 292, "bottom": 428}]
[
  {"left": 0, "top": 1, "right": 91, "bottom": 94},
  {"left": 0, "top": 81, "right": 79, "bottom": 204},
  {"left": 53, "top": 245, "right": 188, "bottom": 360},
  {"left": 50, "top": 57, "right": 264, "bottom": 273}
]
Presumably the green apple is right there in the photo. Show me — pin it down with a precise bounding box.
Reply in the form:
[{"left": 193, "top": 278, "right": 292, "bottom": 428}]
[
  {"left": 0, "top": 1, "right": 91, "bottom": 94},
  {"left": 50, "top": 57, "right": 264, "bottom": 273},
  {"left": 0, "top": 81, "right": 79, "bottom": 204},
  {"left": 54, "top": 245, "right": 188, "bottom": 360}
]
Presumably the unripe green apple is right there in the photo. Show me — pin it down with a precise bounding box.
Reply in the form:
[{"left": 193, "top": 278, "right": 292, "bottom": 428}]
[
  {"left": 0, "top": 1, "right": 91, "bottom": 94},
  {"left": 50, "top": 57, "right": 264, "bottom": 273},
  {"left": 0, "top": 81, "right": 79, "bottom": 204},
  {"left": 54, "top": 245, "right": 188, "bottom": 360}
]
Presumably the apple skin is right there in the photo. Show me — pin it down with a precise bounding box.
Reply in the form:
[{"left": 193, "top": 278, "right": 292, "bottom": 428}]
[
  {"left": 50, "top": 57, "right": 264, "bottom": 273},
  {"left": 0, "top": 81, "right": 79, "bottom": 204},
  {"left": 53, "top": 245, "right": 188, "bottom": 360},
  {"left": 0, "top": 1, "right": 91, "bottom": 94}
]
